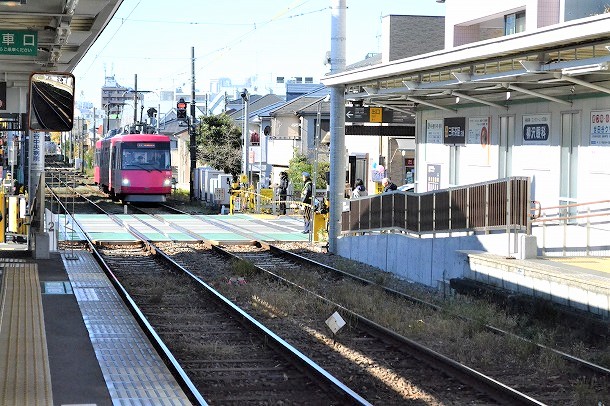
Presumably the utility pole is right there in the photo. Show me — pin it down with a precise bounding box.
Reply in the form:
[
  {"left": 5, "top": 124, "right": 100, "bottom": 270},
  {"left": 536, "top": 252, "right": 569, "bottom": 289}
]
[
  {"left": 93, "top": 107, "right": 96, "bottom": 147},
  {"left": 133, "top": 74, "right": 138, "bottom": 123},
  {"left": 189, "top": 46, "right": 197, "bottom": 202},
  {"left": 241, "top": 89, "right": 249, "bottom": 184},
  {"left": 328, "top": 0, "right": 347, "bottom": 253}
]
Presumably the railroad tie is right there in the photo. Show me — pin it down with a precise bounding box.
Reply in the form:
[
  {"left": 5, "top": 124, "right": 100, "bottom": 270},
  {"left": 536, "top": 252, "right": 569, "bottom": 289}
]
[{"left": 0, "top": 262, "right": 53, "bottom": 405}]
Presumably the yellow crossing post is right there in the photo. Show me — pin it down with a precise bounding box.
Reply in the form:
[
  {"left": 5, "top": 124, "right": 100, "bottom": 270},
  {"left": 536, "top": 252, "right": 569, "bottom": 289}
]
[{"left": 0, "top": 192, "right": 5, "bottom": 243}]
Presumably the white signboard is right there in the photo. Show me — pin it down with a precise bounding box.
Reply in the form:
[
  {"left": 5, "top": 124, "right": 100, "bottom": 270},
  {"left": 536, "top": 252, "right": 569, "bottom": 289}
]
[
  {"left": 522, "top": 114, "right": 551, "bottom": 145},
  {"left": 467, "top": 117, "right": 490, "bottom": 145},
  {"left": 325, "top": 311, "right": 346, "bottom": 334},
  {"left": 426, "top": 119, "right": 443, "bottom": 144},
  {"left": 468, "top": 117, "right": 491, "bottom": 165},
  {"left": 30, "top": 132, "right": 45, "bottom": 171},
  {"left": 590, "top": 110, "right": 610, "bottom": 146}
]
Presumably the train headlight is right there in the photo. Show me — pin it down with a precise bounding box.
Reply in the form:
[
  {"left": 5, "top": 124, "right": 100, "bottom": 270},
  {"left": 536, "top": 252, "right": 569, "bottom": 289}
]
[
  {"left": 163, "top": 178, "right": 171, "bottom": 187},
  {"left": 122, "top": 178, "right": 130, "bottom": 186}
]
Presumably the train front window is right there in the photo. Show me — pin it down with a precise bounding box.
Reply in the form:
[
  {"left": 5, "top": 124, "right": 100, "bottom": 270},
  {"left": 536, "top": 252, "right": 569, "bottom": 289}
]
[{"left": 122, "top": 148, "right": 170, "bottom": 170}]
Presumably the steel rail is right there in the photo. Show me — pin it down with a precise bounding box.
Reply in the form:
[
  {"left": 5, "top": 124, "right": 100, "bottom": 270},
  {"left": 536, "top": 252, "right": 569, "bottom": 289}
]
[
  {"left": 214, "top": 243, "right": 545, "bottom": 405},
  {"left": 51, "top": 179, "right": 370, "bottom": 404},
  {"left": 43, "top": 190, "right": 207, "bottom": 404},
  {"left": 263, "top": 242, "right": 610, "bottom": 378},
  {"left": 148, "top": 241, "right": 372, "bottom": 405}
]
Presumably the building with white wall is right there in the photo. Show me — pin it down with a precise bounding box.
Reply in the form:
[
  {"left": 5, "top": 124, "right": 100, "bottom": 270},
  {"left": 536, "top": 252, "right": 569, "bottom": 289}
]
[
  {"left": 325, "top": 4, "right": 610, "bottom": 208},
  {"left": 444, "top": 0, "right": 608, "bottom": 48},
  {"left": 322, "top": 2, "right": 610, "bottom": 265}
]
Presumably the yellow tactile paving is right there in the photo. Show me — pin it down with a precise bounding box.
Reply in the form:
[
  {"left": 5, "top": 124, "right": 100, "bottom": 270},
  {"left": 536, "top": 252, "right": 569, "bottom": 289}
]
[
  {"left": 0, "top": 263, "right": 53, "bottom": 405},
  {"left": 546, "top": 257, "right": 610, "bottom": 273}
]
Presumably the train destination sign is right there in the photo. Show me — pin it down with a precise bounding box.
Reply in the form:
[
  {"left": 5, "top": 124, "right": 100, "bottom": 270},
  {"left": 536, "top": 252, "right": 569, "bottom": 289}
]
[{"left": 345, "top": 106, "right": 413, "bottom": 124}]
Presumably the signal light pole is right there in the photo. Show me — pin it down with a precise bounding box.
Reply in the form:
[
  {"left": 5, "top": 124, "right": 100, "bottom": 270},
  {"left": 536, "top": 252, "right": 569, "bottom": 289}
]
[{"left": 241, "top": 89, "right": 249, "bottom": 185}]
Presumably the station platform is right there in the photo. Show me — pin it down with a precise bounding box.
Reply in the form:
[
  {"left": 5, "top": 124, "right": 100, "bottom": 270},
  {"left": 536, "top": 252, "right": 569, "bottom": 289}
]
[
  {"left": 0, "top": 213, "right": 314, "bottom": 405},
  {"left": 2, "top": 213, "right": 605, "bottom": 404},
  {"left": 466, "top": 252, "right": 610, "bottom": 319},
  {"left": 0, "top": 244, "right": 192, "bottom": 405}
]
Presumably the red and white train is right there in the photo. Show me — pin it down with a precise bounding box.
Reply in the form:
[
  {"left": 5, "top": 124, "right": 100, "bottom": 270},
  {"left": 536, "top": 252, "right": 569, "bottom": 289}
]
[{"left": 94, "top": 131, "right": 172, "bottom": 202}]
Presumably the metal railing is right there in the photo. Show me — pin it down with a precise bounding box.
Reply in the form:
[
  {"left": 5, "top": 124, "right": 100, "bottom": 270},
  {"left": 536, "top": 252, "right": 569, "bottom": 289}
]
[
  {"left": 531, "top": 199, "right": 610, "bottom": 256},
  {"left": 341, "top": 177, "right": 531, "bottom": 236}
]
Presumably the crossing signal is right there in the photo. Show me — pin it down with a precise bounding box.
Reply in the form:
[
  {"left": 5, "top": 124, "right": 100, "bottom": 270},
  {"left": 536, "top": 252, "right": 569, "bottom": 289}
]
[{"left": 176, "top": 98, "right": 187, "bottom": 120}]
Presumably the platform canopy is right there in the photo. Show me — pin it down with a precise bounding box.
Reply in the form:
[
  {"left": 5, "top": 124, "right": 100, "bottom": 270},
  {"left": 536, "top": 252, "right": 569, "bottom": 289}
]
[
  {"left": 323, "top": 14, "right": 610, "bottom": 113},
  {"left": 0, "top": 0, "right": 123, "bottom": 87}
]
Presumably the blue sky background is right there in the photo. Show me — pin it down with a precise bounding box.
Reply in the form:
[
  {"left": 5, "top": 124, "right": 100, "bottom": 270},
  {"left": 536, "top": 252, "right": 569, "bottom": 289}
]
[{"left": 73, "top": 0, "right": 445, "bottom": 106}]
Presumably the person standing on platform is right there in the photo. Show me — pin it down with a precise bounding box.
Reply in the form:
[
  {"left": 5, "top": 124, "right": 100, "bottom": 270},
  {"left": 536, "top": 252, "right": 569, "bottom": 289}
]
[
  {"left": 382, "top": 177, "right": 397, "bottom": 193},
  {"left": 351, "top": 178, "right": 367, "bottom": 199},
  {"left": 301, "top": 171, "right": 313, "bottom": 233},
  {"left": 278, "top": 171, "right": 289, "bottom": 215}
]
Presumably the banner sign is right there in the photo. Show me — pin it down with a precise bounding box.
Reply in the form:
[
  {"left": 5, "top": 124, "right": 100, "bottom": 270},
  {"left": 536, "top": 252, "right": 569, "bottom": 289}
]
[
  {"left": 590, "top": 110, "right": 610, "bottom": 146},
  {"left": 522, "top": 114, "right": 550, "bottom": 144},
  {"left": 443, "top": 117, "right": 466, "bottom": 145}
]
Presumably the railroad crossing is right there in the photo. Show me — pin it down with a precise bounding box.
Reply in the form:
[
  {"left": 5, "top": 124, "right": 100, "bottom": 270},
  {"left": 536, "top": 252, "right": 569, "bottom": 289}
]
[{"left": 51, "top": 212, "right": 310, "bottom": 244}]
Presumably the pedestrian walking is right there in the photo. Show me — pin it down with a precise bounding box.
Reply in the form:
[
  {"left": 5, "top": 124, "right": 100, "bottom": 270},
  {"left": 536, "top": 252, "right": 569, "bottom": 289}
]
[
  {"left": 301, "top": 171, "right": 313, "bottom": 233},
  {"left": 278, "top": 171, "right": 289, "bottom": 215}
]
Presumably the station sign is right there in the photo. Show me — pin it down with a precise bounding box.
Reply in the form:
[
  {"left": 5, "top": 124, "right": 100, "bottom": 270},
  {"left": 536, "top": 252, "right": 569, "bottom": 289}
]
[
  {"left": 345, "top": 106, "right": 413, "bottom": 124},
  {"left": 0, "top": 30, "right": 37, "bottom": 56}
]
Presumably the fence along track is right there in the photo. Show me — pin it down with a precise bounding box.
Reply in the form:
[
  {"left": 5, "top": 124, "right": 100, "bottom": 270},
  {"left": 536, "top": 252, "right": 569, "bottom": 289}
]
[{"left": 343, "top": 176, "right": 530, "bottom": 235}]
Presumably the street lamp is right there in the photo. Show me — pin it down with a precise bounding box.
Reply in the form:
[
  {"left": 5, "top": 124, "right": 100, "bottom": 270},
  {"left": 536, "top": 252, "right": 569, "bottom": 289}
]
[{"left": 240, "top": 88, "right": 250, "bottom": 185}]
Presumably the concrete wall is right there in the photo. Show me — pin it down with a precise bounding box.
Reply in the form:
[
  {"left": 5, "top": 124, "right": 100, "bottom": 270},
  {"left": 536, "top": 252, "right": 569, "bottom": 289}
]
[
  {"left": 337, "top": 232, "right": 519, "bottom": 288},
  {"left": 381, "top": 15, "right": 445, "bottom": 64}
]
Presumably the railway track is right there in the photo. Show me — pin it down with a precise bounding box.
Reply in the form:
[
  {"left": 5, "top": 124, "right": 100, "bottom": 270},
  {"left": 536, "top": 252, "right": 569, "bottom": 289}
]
[
  {"left": 159, "top": 241, "right": 607, "bottom": 405},
  {"left": 45, "top": 168, "right": 208, "bottom": 215},
  {"left": 158, "top": 241, "right": 546, "bottom": 405},
  {"left": 94, "top": 242, "right": 368, "bottom": 405},
  {"left": 45, "top": 167, "right": 608, "bottom": 404},
  {"left": 260, "top": 243, "right": 610, "bottom": 377}
]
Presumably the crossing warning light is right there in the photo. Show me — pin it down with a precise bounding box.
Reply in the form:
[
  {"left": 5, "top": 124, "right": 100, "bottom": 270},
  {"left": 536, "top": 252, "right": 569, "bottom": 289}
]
[{"left": 177, "top": 98, "right": 187, "bottom": 120}]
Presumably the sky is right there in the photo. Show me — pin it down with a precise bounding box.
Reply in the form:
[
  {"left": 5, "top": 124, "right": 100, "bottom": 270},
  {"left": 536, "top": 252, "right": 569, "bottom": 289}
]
[{"left": 73, "top": 0, "right": 446, "bottom": 109}]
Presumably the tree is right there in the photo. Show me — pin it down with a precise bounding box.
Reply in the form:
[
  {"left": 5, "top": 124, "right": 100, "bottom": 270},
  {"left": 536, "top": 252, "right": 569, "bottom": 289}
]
[
  {"left": 288, "top": 149, "right": 328, "bottom": 195},
  {"left": 195, "top": 114, "right": 242, "bottom": 178}
]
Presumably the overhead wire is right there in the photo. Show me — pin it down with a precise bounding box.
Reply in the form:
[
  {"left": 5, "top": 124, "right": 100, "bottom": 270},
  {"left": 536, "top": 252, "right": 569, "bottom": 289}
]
[
  {"left": 75, "top": 0, "right": 143, "bottom": 79},
  {"left": 81, "top": 0, "right": 326, "bottom": 81}
]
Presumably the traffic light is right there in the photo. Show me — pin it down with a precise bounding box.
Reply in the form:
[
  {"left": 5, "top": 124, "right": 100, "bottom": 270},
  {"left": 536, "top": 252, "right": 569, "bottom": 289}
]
[{"left": 176, "top": 98, "right": 187, "bottom": 120}]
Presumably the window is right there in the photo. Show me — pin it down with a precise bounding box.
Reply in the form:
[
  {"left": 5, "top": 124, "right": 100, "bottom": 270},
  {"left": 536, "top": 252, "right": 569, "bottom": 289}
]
[{"left": 505, "top": 11, "right": 525, "bottom": 35}]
